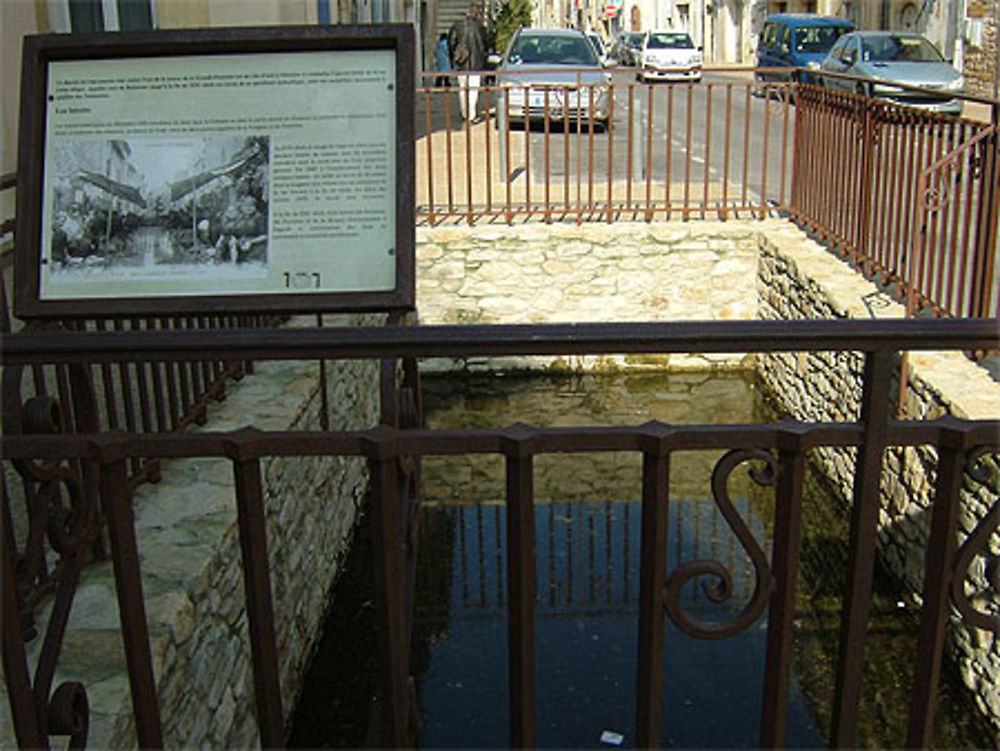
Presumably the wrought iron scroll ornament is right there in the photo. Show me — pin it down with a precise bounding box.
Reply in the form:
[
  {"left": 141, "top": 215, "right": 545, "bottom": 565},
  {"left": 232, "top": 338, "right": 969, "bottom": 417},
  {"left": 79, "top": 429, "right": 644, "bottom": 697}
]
[
  {"left": 2, "top": 360, "right": 99, "bottom": 748},
  {"left": 951, "top": 446, "right": 1000, "bottom": 634},
  {"left": 921, "top": 161, "right": 962, "bottom": 214},
  {"left": 664, "top": 448, "right": 776, "bottom": 640}
]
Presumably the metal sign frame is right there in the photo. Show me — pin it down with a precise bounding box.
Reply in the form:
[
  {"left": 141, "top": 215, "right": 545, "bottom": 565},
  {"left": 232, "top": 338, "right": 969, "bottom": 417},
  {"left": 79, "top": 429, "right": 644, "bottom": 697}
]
[{"left": 15, "top": 24, "right": 415, "bottom": 318}]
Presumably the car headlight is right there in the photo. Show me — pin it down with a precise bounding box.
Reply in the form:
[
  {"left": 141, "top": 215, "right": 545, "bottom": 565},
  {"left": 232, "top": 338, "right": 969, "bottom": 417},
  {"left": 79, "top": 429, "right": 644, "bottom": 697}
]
[
  {"left": 806, "top": 61, "right": 821, "bottom": 70},
  {"left": 945, "top": 76, "right": 965, "bottom": 92}
]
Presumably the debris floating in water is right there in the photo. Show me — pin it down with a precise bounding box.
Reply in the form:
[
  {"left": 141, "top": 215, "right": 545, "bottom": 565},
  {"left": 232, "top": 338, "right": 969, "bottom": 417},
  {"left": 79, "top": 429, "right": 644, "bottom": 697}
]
[{"left": 600, "top": 730, "right": 624, "bottom": 746}]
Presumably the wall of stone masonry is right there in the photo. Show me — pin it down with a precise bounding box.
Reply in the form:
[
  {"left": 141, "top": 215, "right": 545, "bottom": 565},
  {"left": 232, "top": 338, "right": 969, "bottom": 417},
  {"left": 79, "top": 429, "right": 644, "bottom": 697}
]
[
  {"left": 0, "top": 314, "right": 382, "bottom": 749},
  {"left": 415, "top": 220, "right": 763, "bottom": 372},
  {"left": 963, "top": 1, "right": 999, "bottom": 99},
  {"left": 755, "top": 230, "right": 1000, "bottom": 734}
]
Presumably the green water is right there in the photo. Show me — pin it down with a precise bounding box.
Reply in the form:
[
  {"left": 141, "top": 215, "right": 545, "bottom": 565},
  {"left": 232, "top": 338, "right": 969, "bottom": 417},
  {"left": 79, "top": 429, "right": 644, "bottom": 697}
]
[{"left": 288, "top": 371, "right": 994, "bottom": 749}]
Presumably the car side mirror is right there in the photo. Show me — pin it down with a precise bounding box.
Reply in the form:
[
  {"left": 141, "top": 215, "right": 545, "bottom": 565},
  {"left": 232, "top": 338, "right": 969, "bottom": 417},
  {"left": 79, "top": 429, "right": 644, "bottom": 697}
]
[
  {"left": 843, "top": 50, "right": 856, "bottom": 65},
  {"left": 697, "top": 45, "right": 703, "bottom": 52},
  {"left": 603, "top": 57, "right": 616, "bottom": 67}
]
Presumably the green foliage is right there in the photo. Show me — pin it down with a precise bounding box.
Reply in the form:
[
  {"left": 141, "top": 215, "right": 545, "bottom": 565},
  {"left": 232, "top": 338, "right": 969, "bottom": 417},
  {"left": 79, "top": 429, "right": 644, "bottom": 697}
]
[{"left": 490, "top": 0, "right": 533, "bottom": 55}]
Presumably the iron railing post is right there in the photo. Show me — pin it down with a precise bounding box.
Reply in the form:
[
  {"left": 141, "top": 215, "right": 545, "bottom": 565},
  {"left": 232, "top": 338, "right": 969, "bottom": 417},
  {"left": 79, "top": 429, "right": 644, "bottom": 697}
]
[
  {"left": 634, "top": 448, "right": 670, "bottom": 748},
  {"left": 96, "top": 440, "right": 163, "bottom": 749},
  {"left": 904, "top": 429, "right": 967, "bottom": 748},
  {"left": 760, "top": 434, "right": 806, "bottom": 749},
  {"left": 830, "top": 349, "right": 893, "bottom": 748},
  {"left": 370, "top": 444, "right": 411, "bottom": 747},
  {"left": 231, "top": 453, "right": 285, "bottom": 749},
  {"left": 2, "top": 480, "right": 48, "bottom": 749},
  {"left": 505, "top": 437, "right": 535, "bottom": 749}
]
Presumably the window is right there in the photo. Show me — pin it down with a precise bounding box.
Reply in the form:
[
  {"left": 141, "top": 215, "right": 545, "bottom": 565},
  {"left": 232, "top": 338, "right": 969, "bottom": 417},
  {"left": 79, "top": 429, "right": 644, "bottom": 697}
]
[{"left": 61, "top": 0, "right": 154, "bottom": 32}]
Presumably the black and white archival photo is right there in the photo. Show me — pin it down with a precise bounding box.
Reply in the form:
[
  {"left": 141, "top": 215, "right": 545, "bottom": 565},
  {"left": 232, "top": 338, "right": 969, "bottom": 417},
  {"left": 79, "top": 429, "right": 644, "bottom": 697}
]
[{"left": 46, "top": 134, "right": 270, "bottom": 280}]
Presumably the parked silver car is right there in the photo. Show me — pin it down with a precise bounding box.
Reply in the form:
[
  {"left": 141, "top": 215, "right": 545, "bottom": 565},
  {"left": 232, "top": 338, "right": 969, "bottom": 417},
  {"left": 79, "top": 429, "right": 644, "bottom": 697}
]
[
  {"left": 819, "top": 31, "right": 964, "bottom": 115},
  {"left": 491, "top": 28, "right": 613, "bottom": 129}
]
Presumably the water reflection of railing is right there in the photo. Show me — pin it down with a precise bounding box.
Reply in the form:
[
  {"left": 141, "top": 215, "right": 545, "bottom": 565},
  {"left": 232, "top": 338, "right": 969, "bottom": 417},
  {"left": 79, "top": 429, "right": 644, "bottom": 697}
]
[{"left": 418, "top": 496, "right": 771, "bottom": 621}]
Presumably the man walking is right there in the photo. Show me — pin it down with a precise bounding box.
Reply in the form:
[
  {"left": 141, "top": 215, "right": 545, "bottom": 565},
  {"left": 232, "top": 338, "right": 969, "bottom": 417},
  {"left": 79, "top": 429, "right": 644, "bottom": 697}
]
[{"left": 448, "top": 3, "right": 488, "bottom": 122}]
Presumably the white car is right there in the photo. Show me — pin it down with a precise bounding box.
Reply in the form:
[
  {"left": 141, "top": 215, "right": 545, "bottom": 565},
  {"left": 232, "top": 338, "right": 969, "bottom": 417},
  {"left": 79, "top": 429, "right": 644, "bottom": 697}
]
[{"left": 638, "top": 30, "right": 702, "bottom": 83}]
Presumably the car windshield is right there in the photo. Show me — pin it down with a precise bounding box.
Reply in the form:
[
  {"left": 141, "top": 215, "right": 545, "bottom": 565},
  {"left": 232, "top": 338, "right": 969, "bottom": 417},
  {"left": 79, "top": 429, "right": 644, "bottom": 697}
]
[
  {"left": 647, "top": 32, "right": 694, "bottom": 49},
  {"left": 509, "top": 34, "right": 599, "bottom": 65},
  {"left": 794, "top": 25, "right": 849, "bottom": 53},
  {"left": 860, "top": 35, "right": 944, "bottom": 62}
]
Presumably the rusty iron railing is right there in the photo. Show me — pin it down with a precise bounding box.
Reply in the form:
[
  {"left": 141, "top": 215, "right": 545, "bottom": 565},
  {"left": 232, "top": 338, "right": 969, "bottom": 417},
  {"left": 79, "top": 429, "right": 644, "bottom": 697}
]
[
  {"left": 909, "top": 123, "right": 1000, "bottom": 319},
  {"left": 2, "top": 318, "right": 999, "bottom": 749},
  {"left": 792, "top": 84, "right": 999, "bottom": 321},
  {"left": 416, "top": 71, "right": 1000, "bottom": 325},
  {"left": 417, "top": 68, "right": 797, "bottom": 225},
  {"left": 0, "top": 171, "right": 289, "bottom": 644}
]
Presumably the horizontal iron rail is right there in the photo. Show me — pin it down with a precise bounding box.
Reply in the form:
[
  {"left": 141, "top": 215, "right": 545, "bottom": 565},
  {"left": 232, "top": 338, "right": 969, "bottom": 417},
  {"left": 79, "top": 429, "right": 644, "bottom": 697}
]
[
  {"left": 2, "top": 418, "right": 995, "bottom": 461},
  {"left": 2, "top": 318, "right": 997, "bottom": 363}
]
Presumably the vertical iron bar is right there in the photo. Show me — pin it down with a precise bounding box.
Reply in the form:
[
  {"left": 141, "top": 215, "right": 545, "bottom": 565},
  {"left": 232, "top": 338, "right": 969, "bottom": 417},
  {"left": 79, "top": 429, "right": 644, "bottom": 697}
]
[
  {"left": 778, "top": 85, "right": 790, "bottom": 210},
  {"left": 465, "top": 83, "right": 474, "bottom": 225},
  {"left": 760, "top": 84, "right": 772, "bottom": 218},
  {"left": 666, "top": 86, "right": 674, "bottom": 219},
  {"left": 606, "top": 85, "right": 615, "bottom": 223},
  {"left": 524, "top": 87, "right": 532, "bottom": 218},
  {"left": 544, "top": 89, "right": 552, "bottom": 223},
  {"left": 563, "top": 86, "right": 570, "bottom": 214},
  {"left": 741, "top": 85, "right": 751, "bottom": 210},
  {"left": 635, "top": 451, "right": 670, "bottom": 748},
  {"left": 905, "top": 438, "right": 966, "bottom": 748},
  {"left": 159, "top": 318, "right": 181, "bottom": 430},
  {"left": 955, "top": 124, "right": 977, "bottom": 316},
  {"left": 683, "top": 84, "right": 693, "bottom": 219},
  {"left": 424, "top": 89, "right": 435, "bottom": 224},
  {"left": 445, "top": 88, "right": 455, "bottom": 215},
  {"left": 94, "top": 319, "right": 118, "bottom": 430},
  {"left": 626, "top": 85, "right": 635, "bottom": 212},
  {"left": 99, "top": 450, "right": 164, "bottom": 748},
  {"left": 703, "top": 83, "right": 712, "bottom": 218},
  {"left": 2, "top": 480, "right": 47, "bottom": 749},
  {"left": 485, "top": 87, "right": 494, "bottom": 216},
  {"left": 645, "top": 84, "right": 654, "bottom": 221},
  {"left": 505, "top": 90, "right": 513, "bottom": 224},
  {"left": 506, "top": 451, "right": 535, "bottom": 749},
  {"left": 722, "top": 84, "right": 732, "bottom": 218},
  {"left": 232, "top": 456, "right": 285, "bottom": 749},
  {"left": 973, "top": 126, "right": 999, "bottom": 317},
  {"left": 370, "top": 452, "right": 410, "bottom": 747},
  {"left": 830, "top": 349, "right": 893, "bottom": 748},
  {"left": 760, "top": 443, "right": 805, "bottom": 749}
]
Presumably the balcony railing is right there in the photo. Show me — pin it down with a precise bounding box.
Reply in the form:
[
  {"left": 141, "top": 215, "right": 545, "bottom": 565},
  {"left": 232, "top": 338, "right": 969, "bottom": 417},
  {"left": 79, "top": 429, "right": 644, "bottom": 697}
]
[{"left": 2, "top": 319, "right": 999, "bottom": 749}]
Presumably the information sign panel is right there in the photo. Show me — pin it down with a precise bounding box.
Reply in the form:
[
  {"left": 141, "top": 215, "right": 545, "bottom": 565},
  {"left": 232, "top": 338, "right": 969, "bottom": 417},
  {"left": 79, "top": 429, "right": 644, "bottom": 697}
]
[{"left": 15, "top": 25, "right": 415, "bottom": 317}]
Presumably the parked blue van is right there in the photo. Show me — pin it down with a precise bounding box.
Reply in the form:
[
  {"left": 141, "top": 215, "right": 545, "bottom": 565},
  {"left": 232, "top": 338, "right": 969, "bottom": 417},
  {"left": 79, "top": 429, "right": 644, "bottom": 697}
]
[{"left": 756, "top": 13, "right": 854, "bottom": 84}]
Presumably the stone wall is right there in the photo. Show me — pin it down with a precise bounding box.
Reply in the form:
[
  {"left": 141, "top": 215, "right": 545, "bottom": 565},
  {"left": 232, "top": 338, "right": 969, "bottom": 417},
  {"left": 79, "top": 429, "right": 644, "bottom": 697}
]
[
  {"left": 416, "top": 220, "right": 762, "bottom": 372},
  {"left": 755, "top": 230, "right": 1000, "bottom": 734},
  {"left": 963, "top": 1, "right": 999, "bottom": 99},
  {"left": 1, "top": 314, "right": 382, "bottom": 748}
]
